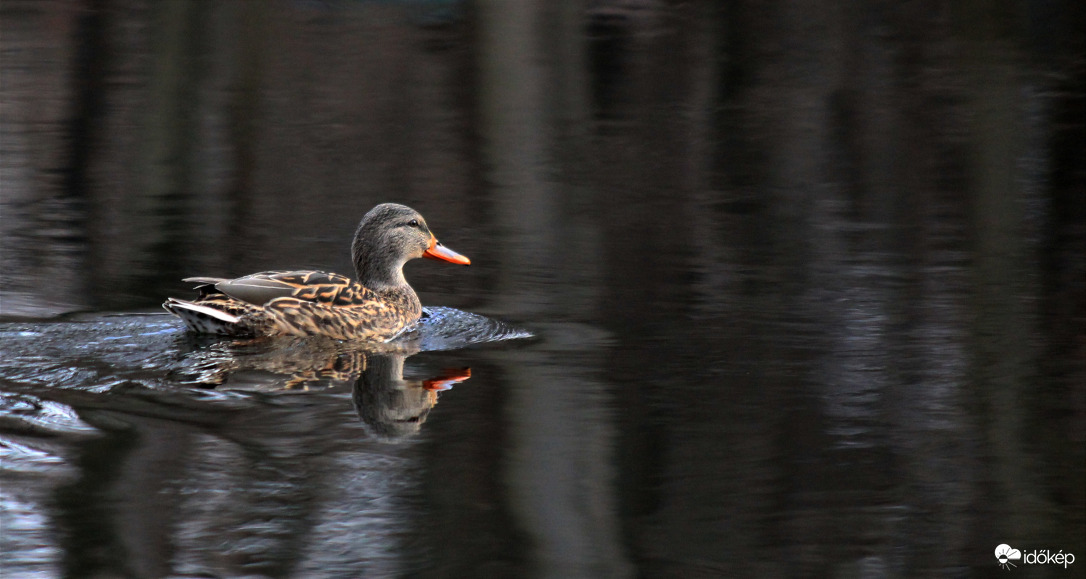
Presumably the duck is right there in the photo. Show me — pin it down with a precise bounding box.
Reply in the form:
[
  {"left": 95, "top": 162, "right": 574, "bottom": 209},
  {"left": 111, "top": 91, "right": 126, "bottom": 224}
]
[{"left": 163, "top": 203, "right": 470, "bottom": 341}]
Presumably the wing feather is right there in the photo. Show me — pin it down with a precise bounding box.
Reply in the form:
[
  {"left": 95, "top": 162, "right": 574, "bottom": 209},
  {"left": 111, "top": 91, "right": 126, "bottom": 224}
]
[{"left": 212, "top": 271, "right": 361, "bottom": 306}]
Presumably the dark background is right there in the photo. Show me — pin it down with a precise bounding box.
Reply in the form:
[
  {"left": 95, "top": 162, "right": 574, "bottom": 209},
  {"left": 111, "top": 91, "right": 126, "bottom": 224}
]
[{"left": 1, "top": 1, "right": 1083, "bottom": 577}]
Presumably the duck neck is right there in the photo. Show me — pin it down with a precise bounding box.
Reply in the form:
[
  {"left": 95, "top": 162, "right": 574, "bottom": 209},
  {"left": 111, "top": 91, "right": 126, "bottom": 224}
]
[{"left": 354, "top": 252, "right": 422, "bottom": 316}]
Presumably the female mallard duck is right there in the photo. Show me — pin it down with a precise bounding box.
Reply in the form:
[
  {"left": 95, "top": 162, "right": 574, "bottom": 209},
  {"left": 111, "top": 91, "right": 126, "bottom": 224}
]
[{"left": 163, "top": 203, "right": 470, "bottom": 341}]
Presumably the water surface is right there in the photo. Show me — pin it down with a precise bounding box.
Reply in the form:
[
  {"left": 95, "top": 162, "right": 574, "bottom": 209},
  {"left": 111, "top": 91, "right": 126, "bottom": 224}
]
[{"left": 1, "top": 1, "right": 1083, "bottom": 577}]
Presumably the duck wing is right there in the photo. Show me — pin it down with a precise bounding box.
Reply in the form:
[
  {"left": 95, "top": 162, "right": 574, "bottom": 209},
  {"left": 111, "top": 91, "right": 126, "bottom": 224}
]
[{"left": 195, "top": 271, "right": 361, "bottom": 307}]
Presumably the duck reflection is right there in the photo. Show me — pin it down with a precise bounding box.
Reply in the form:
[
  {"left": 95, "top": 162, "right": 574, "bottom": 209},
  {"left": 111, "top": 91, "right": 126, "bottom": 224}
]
[
  {"left": 44, "top": 339, "right": 471, "bottom": 576},
  {"left": 353, "top": 352, "right": 471, "bottom": 439},
  {"left": 176, "top": 335, "right": 470, "bottom": 437}
]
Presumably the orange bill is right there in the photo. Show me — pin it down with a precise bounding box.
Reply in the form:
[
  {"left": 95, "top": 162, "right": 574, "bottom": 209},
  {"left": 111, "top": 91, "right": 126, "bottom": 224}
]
[
  {"left": 423, "top": 367, "right": 472, "bottom": 391},
  {"left": 423, "top": 236, "right": 471, "bottom": 265}
]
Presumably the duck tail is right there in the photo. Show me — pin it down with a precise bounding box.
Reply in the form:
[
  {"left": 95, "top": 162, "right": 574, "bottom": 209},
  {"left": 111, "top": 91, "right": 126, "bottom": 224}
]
[{"left": 163, "top": 298, "right": 246, "bottom": 335}]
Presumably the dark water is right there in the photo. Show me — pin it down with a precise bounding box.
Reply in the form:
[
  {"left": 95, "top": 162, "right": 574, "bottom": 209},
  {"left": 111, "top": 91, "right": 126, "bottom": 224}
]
[{"left": 2, "top": 1, "right": 1084, "bottom": 578}]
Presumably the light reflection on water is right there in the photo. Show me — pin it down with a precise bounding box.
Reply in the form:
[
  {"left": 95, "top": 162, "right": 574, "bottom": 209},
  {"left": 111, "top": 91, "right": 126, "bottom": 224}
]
[{"left": 1, "top": 0, "right": 1083, "bottom": 577}]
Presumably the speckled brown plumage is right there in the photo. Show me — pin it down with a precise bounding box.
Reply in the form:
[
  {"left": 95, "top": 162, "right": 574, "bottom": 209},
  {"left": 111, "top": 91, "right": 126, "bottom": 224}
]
[{"left": 163, "top": 203, "right": 470, "bottom": 341}]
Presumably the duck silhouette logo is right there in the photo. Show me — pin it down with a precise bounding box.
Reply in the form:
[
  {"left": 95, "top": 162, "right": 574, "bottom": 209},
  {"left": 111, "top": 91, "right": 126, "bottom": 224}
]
[{"left": 995, "top": 544, "right": 1022, "bottom": 569}]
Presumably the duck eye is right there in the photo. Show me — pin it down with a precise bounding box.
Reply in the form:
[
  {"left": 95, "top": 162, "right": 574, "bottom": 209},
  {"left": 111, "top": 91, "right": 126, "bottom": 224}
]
[{"left": 406, "top": 219, "right": 420, "bottom": 228}]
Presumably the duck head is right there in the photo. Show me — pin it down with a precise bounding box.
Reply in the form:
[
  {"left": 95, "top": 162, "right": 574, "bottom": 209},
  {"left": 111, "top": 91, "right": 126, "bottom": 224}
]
[{"left": 351, "top": 203, "right": 470, "bottom": 291}]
